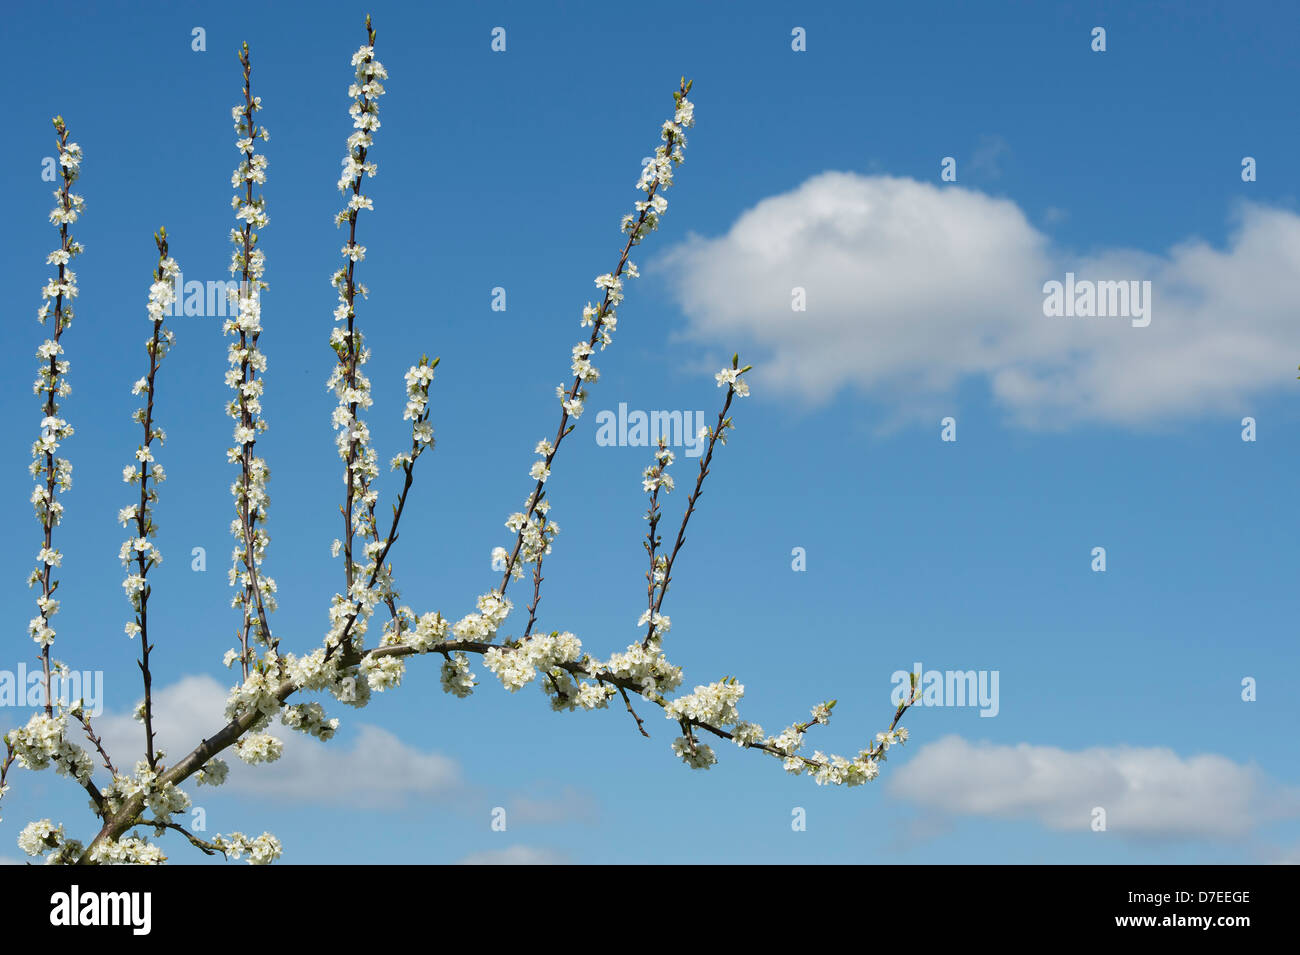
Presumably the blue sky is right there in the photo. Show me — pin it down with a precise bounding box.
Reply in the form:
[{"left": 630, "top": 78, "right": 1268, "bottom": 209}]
[{"left": 1, "top": 0, "right": 1297, "bottom": 864}]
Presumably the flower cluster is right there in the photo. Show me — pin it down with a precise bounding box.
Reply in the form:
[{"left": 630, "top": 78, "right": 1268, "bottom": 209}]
[
  {"left": 359, "top": 654, "right": 405, "bottom": 691},
  {"left": 28, "top": 118, "right": 83, "bottom": 678},
  {"left": 6, "top": 713, "right": 93, "bottom": 785},
  {"left": 505, "top": 494, "right": 559, "bottom": 575},
  {"left": 481, "top": 630, "right": 580, "bottom": 694},
  {"left": 87, "top": 836, "right": 166, "bottom": 865},
  {"left": 671, "top": 736, "right": 717, "bottom": 770},
  {"left": 211, "top": 831, "right": 282, "bottom": 865},
  {"left": 636, "top": 609, "right": 671, "bottom": 636},
  {"left": 281, "top": 702, "right": 340, "bottom": 740},
  {"left": 483, "top": 647, "right": 535, "bottom": 692},
  {"left": 195, "top": 758, "right": 230, "bottom": 787},
  {"left": 643, "top": 444, "right": 675, "bottom": 495},
  {"left": 117, "top": 760, "right": 191, "bottom": 822},
  {"left": 18, "top": 819, "right": 84, "bottom": 865},
  {"left": 638, "top": 441, "right": 676, "bottom": 648},
  {"left": 440, "top": 652, "right": 477, "bottom": 698},
  {"left": 664, "top": 679, "right": 745, "bottom": 727},
  {"left": 391, "top": 357, "right": 437, "bottom": 471},
  {"left": 541, "top": 676, "right": 615, "bottom": 713},
  {"left": 476, "top": 630, "right": 615, "bottom": 712},
  {"left": 223, "top": 663, "right": 284, "bottom": 723},
  {"left": 226, "top": 43, "right": 278, "bottom": 676},
  {"left": 408, "top": 610, "right": 450, "bottom": 653},
  {"left": 598, "top": 635, "right": 684, "bottom": 698},
  {"left": 278, "top": 645, "right": 363, "bottom": 717},
  {"left": 234, "top": 732, "right": 283, "bottom": 765},
  {"left": 121, "top": 241, "right": 179, "bottom": 640},
  {"left": 92, "top": 774, "right": 139, "bottom": 819},
  {"left": 617, "top": 79, "right": 694, "bottom": 279},
  {"left": 324, "top": 23, "right": 393, "bottom": 667},
  {"left": 452, "top": 591, "right": 513, "bottom": 643},
  {"left": 714, "top": 365, "right": 751, "bottom": 398}
]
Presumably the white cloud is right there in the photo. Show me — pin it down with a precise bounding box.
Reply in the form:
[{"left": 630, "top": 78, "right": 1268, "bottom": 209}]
[
  {"left": 91, "top": 675, "right": 461, "bottom": 809},
  {"left": 456, "top": 844, "right": 567, "bottom": 865},
  {"left": 889, "top": 735, "right": 1300, "bottom": 840},
  {"left": 658, "top": 172, "right": 1300, "bottom": 428}
]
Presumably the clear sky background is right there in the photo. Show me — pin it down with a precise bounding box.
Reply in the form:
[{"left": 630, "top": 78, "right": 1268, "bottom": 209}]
[{"left": 2, "top": 0, "right": 1297, "bottom": 864}]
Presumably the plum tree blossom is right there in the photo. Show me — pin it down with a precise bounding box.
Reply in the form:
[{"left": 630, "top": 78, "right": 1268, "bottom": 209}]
[
  {"left": 226, "top": 42, "right": 278, "bottom": 683},
  {"left": 122, "top": 228, "right": 181, "bottom": 775},
  {"left": 1, "top": 17, "right": 918, "bottom": 865}
]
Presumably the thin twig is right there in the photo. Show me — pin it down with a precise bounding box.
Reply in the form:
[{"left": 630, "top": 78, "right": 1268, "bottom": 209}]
[
  {"left": 73, "top": 711, "right": 117, "bottom": 777},
  {"left": 34, "top": 118, "right": 78, "bottom": 719},
  {"left": 652, "top": 385, "right": 736, "bottom": 624},
  {"left": 616, "top": 685, "right": 650, "bottom": 738},
  {"left": 233, "top": 43, "right": 275, "bottom": 676},
  {"left": 337, "top": 19, "right": 379, "bottom": 628},
  {"left": 132, "top": 229, "right": 173, "bottom": 772},
  {"left": 141, "top": 818, "right": 227, "bottom": 858},
  {"left": 522, "top": 549, "right": 545, "bottom": 640}
]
